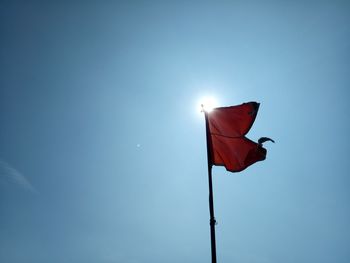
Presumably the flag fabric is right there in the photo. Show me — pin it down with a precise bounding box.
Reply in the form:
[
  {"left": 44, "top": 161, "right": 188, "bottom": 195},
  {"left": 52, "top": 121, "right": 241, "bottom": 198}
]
[{"left": 207, "top": 102, "right": 269, "bottom": 172}]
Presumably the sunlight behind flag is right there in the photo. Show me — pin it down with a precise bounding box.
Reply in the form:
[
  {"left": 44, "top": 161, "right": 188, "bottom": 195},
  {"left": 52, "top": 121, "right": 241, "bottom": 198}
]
[{"left": 197, "top": 96, "right": 218, "bottom": 113}]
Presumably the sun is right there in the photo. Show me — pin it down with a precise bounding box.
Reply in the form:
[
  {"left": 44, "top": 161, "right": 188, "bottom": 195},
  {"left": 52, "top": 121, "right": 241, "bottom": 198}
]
[{"left": 197, "top": 96, "right": 219, "bottom": 113}]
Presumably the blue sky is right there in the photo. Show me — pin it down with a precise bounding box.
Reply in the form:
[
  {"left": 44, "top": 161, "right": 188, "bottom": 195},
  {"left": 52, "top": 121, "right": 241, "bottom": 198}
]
[{"left": 1, "top": 1, "right": 349, "bottom": 262}]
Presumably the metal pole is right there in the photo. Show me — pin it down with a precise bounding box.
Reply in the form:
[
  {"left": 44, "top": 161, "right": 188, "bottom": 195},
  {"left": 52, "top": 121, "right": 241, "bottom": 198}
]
[{"left": 204, "top": 111, "right": 217, "bottom": 263}]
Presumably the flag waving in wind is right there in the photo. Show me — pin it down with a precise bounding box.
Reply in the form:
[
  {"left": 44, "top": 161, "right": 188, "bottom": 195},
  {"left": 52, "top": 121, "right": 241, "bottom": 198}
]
[
  {"left": 203, "top": 101, "right": 273, "bottom": 263},
  {"left": 206, "top": 102, "right": 274, "bottom": 172}
]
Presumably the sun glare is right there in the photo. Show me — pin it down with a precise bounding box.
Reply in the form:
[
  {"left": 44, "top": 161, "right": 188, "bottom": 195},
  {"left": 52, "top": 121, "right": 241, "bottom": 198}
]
[{"left": 197, "top": 96, "right": 218, "bottom": 113}]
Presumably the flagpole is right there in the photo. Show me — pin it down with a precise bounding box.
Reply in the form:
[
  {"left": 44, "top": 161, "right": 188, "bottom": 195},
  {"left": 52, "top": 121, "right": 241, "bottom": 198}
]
[{"left": 204, "top": 110, "right": 217, "bottom": 263}]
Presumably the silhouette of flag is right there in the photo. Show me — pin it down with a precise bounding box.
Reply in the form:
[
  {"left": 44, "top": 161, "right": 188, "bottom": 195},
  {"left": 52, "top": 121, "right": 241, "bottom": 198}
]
[{"left": 207, "top": 102, "right": 273, "bottom": 172}]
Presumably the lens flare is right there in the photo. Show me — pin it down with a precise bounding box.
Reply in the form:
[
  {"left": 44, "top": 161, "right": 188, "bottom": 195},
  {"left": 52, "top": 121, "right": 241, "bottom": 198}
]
[{"left": 197, "top": 96, "right": 218, "bottom": 113}]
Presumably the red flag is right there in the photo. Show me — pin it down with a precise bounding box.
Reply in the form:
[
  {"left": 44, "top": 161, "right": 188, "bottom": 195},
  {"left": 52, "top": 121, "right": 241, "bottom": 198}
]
[{"left": 207, "top": 102, "right": 271, "bottom": 172}]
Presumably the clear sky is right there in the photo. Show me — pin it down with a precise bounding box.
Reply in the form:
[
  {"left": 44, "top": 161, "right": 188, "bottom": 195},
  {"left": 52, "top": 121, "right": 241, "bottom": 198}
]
[{"left": 1, "top": 1, "right": 349, "bottom": 263}]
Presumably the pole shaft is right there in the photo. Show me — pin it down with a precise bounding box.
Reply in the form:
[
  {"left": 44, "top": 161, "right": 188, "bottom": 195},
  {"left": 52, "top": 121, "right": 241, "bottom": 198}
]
[{"left": 205, "top": 111, "right": 217, "bottom": 263}]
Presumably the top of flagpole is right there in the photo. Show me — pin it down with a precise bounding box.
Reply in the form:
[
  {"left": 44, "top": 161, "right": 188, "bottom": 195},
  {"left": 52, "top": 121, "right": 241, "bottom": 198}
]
[
  {"left": 198, "top": 96, "right": 218, "bottom": 113},
  {"left": 201, "top": 104, "right": 205, "bottom": 112}
]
